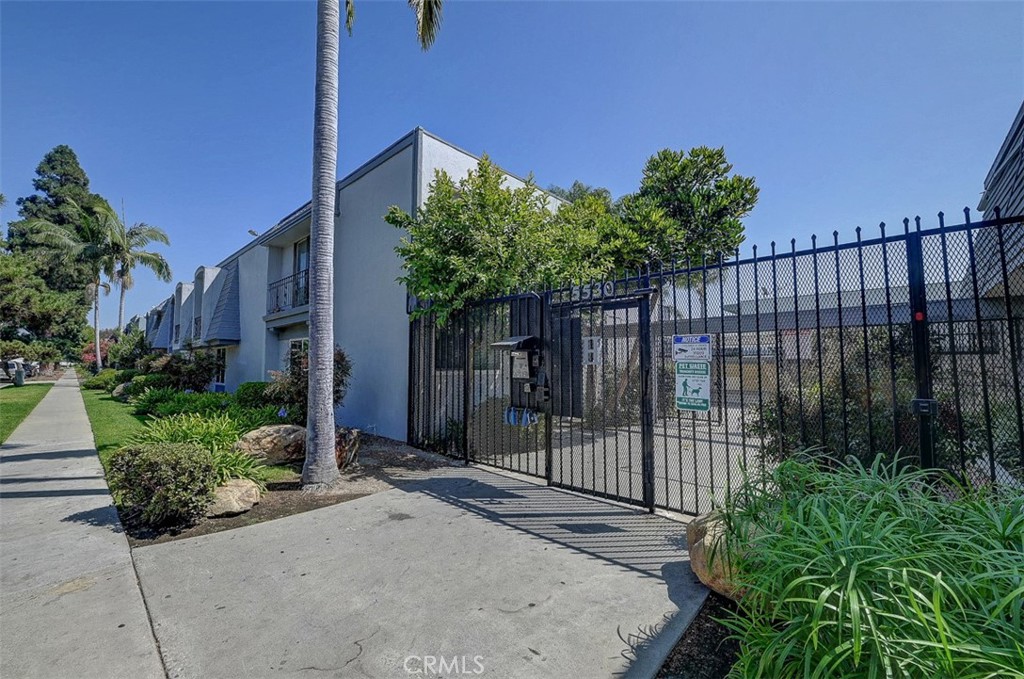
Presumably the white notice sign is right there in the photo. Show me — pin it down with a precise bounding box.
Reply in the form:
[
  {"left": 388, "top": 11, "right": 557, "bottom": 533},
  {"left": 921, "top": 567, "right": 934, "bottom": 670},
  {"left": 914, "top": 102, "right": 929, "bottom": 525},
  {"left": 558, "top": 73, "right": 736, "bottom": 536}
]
[{"left": 672, "top": 335, "right": 712, "bottom": 362}]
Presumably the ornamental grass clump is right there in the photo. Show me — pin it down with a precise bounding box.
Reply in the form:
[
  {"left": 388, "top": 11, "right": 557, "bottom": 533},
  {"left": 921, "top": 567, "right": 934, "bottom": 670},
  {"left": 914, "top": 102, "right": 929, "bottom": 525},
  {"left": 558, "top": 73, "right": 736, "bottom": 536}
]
[
  {"left": 720, "top": 454, "right": 1024, "bottom": 679},
  {"left": 129, "top": 413, "right": 266, "bottom": 487}
]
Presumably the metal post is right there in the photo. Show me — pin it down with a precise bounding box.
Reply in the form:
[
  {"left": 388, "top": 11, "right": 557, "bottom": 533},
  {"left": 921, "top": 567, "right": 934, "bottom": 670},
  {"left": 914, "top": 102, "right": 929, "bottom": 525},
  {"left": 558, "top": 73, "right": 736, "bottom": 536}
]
[
  {"left": 638, "top": 296, "right": 656, "bottom": 513},
  {"left": 462, "top": 311, "right": 471, "bottom": 464},
  {"left": 906, "top": 229, "right": 937, "bottom": 468},
  {"left": 543, "top": 293, "right": 554, "bottom": 485}
]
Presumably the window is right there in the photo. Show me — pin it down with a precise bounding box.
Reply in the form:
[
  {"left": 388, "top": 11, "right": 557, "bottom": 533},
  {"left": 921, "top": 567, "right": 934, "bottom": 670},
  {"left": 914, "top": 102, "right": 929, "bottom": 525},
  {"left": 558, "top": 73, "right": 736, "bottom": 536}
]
[
  {"left": 293, "top": 237, "right": 310, "bottom": 274},
  {"left": 288, "top": 338, "right": 309, "bottom": 369},
  {"left": 174, "top": 324, "right": 181, "bottom": 343},
  {"left": 214, "top": 348, "right": 227, "bottom": 384}
]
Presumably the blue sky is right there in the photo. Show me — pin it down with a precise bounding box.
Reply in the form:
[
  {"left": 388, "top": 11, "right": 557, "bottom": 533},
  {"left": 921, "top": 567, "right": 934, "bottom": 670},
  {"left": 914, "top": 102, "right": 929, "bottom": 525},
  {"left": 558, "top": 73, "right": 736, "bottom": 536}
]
[{"left": 2, "top": 1, "right": 1022, "bottom": 327}]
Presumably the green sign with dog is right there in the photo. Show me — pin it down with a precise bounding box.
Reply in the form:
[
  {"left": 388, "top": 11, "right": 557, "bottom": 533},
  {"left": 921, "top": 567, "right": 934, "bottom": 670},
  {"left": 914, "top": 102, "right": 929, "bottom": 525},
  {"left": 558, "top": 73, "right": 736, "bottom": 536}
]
[{"left": 675, "top": 360, "right": 711, "bottom": 412}]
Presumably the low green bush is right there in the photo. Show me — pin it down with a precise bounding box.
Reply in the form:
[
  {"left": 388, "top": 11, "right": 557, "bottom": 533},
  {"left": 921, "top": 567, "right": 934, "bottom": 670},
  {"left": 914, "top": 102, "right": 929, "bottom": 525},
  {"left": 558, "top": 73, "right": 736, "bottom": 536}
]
[
  {"left": 130, "top": 387, "right": 180, "bottom": 416},
  {"left": 720, "top": 454, "right": 1024, "bottom": 678},
  {"left": 131, "top": 413, "right": 243, "bottom": 452},
  {"left": 108, "top": 443, "right": 217, "bottom": 527},
  {"left": 124, "top": 373, "right": 174, "bottom": 398},
  {"left": 111, "top": 369, "right": 139, "bottom": 389},
  {"left": 234, "top": 381, "right": 270, "bottom": 409},
  {"left": 129, "top": 413, "right": 266, "bottom": 486},
  {"left": 209, "top": 448, "right": 266, "bottom": 489},
  {"left": 152, "top": 392, "right": 234, "bottom": 418},
  {"left": 81, "top": 368, "right": 119, "bottom": 391},
  {"left": 224, "top": 405, "right": 286, "bottom": 432}
]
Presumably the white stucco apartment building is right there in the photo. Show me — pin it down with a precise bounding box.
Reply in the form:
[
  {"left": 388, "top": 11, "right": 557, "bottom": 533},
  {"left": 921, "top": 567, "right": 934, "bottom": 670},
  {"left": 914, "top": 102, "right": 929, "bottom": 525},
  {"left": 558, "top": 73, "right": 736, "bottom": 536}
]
[{"left": 143, "top": 128, "right": 535, "bottom": 441}]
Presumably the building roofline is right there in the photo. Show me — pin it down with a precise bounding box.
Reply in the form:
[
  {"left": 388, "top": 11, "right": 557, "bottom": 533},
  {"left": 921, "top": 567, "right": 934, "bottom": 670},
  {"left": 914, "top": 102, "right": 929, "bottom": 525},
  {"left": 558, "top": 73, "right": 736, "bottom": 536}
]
[
  {"left": 978, "top": 100, "right": 1024, "bottom": 211},
  {"left": 214, "top": 126, "right": 561, "bottom": 268}
]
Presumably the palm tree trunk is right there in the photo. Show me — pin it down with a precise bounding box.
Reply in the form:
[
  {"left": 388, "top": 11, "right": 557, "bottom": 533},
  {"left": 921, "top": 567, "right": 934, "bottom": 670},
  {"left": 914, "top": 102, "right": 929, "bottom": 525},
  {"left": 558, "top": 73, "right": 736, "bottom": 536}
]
[
  {"left": 302, "top": 0, "right": 341, "bottom": 489},
  {"left": 118, "top": 279, "right": 127, "bottom": 336},
  {"left": 94, "top": 282, "right": 103, "bottom": 371}
]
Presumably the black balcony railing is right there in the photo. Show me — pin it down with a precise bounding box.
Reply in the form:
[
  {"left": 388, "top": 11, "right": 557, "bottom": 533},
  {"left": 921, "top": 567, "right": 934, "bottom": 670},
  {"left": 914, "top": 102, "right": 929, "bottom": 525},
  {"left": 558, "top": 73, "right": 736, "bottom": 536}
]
[{"left": 267, "top": 269, "right": 309, "bottom": 314}]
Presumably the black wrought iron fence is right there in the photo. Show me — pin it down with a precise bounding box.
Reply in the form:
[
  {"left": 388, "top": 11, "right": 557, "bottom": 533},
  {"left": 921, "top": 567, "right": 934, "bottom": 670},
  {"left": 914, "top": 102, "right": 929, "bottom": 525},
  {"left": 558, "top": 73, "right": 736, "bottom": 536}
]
[{"left": 408, "top": 209, "right": 1024, "bottom": 515}]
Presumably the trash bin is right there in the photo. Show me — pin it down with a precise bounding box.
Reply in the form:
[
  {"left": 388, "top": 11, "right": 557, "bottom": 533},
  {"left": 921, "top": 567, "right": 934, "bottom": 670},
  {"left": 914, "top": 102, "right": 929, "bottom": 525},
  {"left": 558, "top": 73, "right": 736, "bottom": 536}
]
[{"left": 14, "top": 368, "right": 25, "bottom": 387}]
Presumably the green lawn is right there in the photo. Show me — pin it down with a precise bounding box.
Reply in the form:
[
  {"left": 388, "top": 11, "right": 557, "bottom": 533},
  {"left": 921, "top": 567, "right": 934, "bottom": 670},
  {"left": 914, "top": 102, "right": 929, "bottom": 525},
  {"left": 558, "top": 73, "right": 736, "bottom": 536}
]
[
  {"left": 0, "top": 383, "right": 54, "bottom": 444},
  {"left": 79, "top": 389, "right": 149, "bottom": 468}
]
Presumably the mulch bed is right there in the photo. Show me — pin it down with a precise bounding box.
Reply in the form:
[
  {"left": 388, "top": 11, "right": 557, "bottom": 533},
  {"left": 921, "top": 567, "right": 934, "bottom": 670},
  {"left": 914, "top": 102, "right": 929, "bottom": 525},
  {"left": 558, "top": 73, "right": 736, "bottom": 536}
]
[
  {"left": 657, "top": 593, "right": 740, "bottom": 679},
  {"left": 123, "top": 435, "right": 456, "bottom": 547}
]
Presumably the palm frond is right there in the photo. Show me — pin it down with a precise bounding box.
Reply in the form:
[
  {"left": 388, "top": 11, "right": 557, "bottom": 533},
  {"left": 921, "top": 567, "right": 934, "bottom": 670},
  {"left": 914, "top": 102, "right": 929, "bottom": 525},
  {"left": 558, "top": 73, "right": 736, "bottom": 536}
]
[
  {"left": 133, "top": 250, "right": 173, "bottom": 283},
  {"left": 125, "top": 222, "right": 170, "bottom": 247},
  {"left": 345, "top": 0, "right": 355, "bottom": 35},
  {"left": 408, "top": 0, "right": 443, "bottom": 49}
]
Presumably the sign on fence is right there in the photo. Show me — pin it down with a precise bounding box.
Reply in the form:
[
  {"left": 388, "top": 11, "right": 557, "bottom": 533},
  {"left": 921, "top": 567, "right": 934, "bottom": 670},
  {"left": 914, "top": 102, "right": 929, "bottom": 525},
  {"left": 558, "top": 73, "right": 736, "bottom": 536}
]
[
  {"left": 674, "top": 334, "right": 712, "bottom": 412},
  {"left": 675, "top": 361, "right": 711, "bottom": 412},
  {"left": 672, "top": 334, "right": 712, "bottom": 362}
]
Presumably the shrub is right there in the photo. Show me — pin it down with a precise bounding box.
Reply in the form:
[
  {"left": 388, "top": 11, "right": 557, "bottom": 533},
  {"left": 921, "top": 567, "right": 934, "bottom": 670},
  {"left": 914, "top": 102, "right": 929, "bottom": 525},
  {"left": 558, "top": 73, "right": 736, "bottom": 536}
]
[
  {"left": 234, "top": 381, "right": 270, "bottom": 409},
  {"left": 82, "top": 368, "right": 119, "bottom": 390},
  {"left": 108, "top": 443, "right": 217, "bottom": 527},
  {"left": 124, "top": 373, "right": 174, "bottom": 398},
  {"left": 209, "top": 448, "right": 266, "bottom": 489},
  {"left": 266, "top": 344, "right": 352, "bottom": 424},
  {"left": 129, "top": 414, "right": 266, "bottom": 486},
  {"left": 107, "top": 329, "right": 150, "bottom": 370},
  {"left": 224, "top": 405, "right": 286, "bottom": 432},
  {"left": 131, "top": 413, "right": 243, "bottom": 452},
  {"left": 130, "top": 387, "right": 180, "bottom": 416},
  {"left": 720, "top": 454, "right": 1024, "bottom": 678},
  {"left": 112, "top": 369, "right": 139, "bottom": 388},
  {"left": 160, "top": 351, "right": 220, "bottom": 392},
  {"left": 152, "top": 392, "right": 234, "bottom": 418}
]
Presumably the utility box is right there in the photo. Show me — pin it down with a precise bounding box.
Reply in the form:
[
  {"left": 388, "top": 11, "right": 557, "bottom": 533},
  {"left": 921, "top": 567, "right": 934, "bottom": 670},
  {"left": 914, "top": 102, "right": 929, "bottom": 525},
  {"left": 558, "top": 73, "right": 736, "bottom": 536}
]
[{"left": 491, "top": 335, "right": 547, "bottom": 409}]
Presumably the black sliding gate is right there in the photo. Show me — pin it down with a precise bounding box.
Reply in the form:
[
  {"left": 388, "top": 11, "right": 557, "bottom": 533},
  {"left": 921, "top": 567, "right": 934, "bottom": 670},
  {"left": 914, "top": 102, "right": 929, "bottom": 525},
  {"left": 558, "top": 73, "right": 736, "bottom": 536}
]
[{"left": 409, "top": 211, "right": 1024, "bottom": 515}]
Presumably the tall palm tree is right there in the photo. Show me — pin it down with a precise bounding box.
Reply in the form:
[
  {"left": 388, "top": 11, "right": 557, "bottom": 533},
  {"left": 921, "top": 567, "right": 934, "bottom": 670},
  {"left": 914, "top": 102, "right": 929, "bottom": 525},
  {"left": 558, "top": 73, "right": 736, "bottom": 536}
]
[
  {"left": 303, "top": 0, "right": 444, "bottom": 489},
  {"left": 26, "top": 199, "right": 118, "bottom": 370},
  {"left": 109, "top": 220, "right": 172, "bottom": 335}
]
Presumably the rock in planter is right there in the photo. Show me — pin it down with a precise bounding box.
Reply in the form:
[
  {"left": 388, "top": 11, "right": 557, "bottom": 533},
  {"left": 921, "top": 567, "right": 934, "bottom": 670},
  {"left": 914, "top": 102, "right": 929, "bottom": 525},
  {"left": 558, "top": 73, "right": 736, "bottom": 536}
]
[
  {"left": 207, "top": 479, "right": 261, "bottom": 517},
  {"left": 335, "top": 427, "right": 361, "bottom": 470},
  {"left": 111, "top": 382, "right": 130, "bottom": 400},
  {"left": 687, "top": 511, "right": 743, "bottom": 601},
  {"left": 235, "top": 424, "right": 305, "bottom": 464}
]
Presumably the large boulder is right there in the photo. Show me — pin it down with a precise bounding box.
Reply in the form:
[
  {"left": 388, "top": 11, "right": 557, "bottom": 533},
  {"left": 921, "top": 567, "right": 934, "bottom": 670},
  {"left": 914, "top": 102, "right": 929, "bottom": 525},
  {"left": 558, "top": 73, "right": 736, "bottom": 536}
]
[
  {"left": 687, "top": 511, "right": 743, "bottom": 601},
  {"left": 235, "top": 424, "right": 305, "bottom": 464},
  {"left": 111, "top": 383, "right": 130, "bottom": 400},
  {"left": 335, "top": 427, "right": 361, "bottom": 470},
  {"left": 207, "top": 479, "right": 261, "bottom": 517}
]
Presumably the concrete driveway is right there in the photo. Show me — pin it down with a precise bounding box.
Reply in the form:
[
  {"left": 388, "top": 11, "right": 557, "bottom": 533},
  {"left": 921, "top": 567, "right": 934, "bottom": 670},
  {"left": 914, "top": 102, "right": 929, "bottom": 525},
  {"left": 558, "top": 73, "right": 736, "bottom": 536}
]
[{"left": 133, "top": 466, "right": 706, "bottom": 678}]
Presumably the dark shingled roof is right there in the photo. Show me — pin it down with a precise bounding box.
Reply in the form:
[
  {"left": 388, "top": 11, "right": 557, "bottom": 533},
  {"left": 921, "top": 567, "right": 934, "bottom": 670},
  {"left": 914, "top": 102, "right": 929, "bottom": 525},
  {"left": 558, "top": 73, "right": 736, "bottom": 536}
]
[{"left": 205, "top": 260, "right": 240, "bottom": 344}]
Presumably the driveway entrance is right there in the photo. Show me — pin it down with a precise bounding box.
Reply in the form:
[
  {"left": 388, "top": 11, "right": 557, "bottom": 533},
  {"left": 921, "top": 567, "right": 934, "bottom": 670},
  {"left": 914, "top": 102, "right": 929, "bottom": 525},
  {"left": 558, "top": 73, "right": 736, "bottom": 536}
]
[{"left": 132, "top": 466, "right": 707, "bottom": 678}]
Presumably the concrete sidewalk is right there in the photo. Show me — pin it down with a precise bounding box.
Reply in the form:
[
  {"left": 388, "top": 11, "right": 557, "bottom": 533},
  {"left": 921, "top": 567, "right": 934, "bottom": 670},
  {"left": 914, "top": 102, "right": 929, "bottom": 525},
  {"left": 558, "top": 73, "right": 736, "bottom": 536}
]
[
  {"left": 135, "top": 467, "right": 706, "bottom": 678},
  {"left": 0, "top": 370, "right": 164, "bottom": 679}
]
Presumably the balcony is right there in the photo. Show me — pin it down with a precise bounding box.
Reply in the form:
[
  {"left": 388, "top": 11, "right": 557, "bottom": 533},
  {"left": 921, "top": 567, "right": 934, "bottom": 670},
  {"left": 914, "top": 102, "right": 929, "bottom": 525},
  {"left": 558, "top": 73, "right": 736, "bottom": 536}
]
[{"left": 267, "top": 269, "right": 309, "bottom": 314}]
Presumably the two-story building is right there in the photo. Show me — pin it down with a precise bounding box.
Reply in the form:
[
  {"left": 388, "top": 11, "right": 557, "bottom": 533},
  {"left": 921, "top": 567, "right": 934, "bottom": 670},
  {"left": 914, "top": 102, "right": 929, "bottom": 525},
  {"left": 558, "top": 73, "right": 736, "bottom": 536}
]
[{"left": 144, "top": 127, "right": 541, "bottom": 440}]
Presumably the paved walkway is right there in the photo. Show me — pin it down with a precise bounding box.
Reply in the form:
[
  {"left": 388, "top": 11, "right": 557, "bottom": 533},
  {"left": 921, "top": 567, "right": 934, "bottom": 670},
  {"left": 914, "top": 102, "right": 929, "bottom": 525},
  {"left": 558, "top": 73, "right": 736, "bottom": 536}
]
[
  {"left": 134, "top": 467, "right": 706, "bottom": 678},
  {"left": 0, "top": 370, "right": 164, "bottom": 679}
]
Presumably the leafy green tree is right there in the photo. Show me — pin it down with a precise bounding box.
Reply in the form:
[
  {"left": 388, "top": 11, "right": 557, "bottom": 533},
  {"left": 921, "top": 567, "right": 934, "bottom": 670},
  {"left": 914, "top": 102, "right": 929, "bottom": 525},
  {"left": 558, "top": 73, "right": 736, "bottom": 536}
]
[
  {"left": 547, "top": 181, "right": 614, "bottom": 209},
  {"left": 625, "top": 146, "right": 759, "bottom": 267},
  {"left": 24, "top": 200, "right": 119, "bottom": 370},
  {"left": 5, "top": 145, "right": 108, "bottom": 294},
  {"left": 388, "top": 158, "right": 615, "bottom": 323},
  {"left": 303, "top": 0, "right": 444, "bottom": 489},
  {"left": 0, "top": 252, "right": 86, "bottom": 355},
  {"left": 109, "top": 220, "right": 172, "bottom": 334}
]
